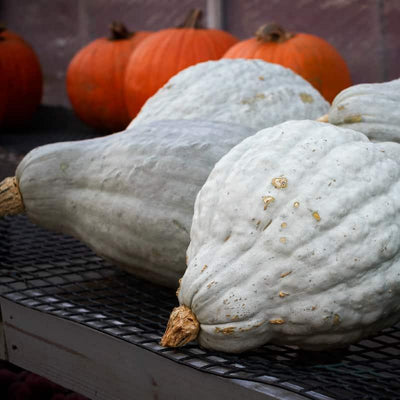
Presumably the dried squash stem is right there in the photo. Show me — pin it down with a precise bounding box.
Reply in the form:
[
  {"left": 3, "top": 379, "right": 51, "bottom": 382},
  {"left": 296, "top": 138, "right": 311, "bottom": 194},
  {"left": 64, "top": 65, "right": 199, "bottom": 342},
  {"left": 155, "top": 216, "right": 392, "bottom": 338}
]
[
  {"left": 0, "top": 177, "right": 25, "bottom": 217},
  {"left": 160, "top": 305, "right": 199, "bottom": 347},
  {"left": 317, "top": 114, "right": 329, "bottom": 122}
]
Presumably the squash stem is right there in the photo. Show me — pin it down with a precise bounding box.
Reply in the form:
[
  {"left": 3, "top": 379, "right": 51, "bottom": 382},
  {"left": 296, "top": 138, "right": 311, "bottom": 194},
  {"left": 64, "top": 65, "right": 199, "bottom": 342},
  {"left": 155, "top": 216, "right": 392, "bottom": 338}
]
[
  {"left": 0, "top": 177, "right": 25, "bottom": 217},
  {"left": 317, "top": 114, "right": 329, "bottom": 123},
  {"left": 160, "top": 305, "right": 200, "bottom": 347}
]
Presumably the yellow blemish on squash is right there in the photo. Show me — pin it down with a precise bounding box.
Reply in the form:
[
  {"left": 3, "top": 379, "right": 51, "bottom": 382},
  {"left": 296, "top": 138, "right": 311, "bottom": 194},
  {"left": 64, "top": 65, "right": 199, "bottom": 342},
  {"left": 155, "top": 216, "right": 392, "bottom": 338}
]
[
  {"left": 259, "top": 76, "right": 265, "bottom": 81},
  {"left": 201, "top": 264, "right": 208, "bottom": 273},
  {"left": 279, "top": 291, "right": 289, "bottom": 297},
  {"left": 207, "top": 280, "right": 216, "bottom": 288},
  {"left": 262, "top": 195, "right": 275, "bottom": 210},
  {"left": 241, "top": 93, "right": 266, "bottom": 105},
  {"left": 312, "top": 211, "right": 321, "bottom": 221},
  {"left": 281, "top": 222, "right": 287, "bottom": 228},
  {"left": 279, "top": 237, "right": 287, "bottom": 244},
  {"left": 333, "top": 314, "right": 341, "bottom": 325},
  {"left": 176, "top": 278, "right": 182, "bottom": 297},
  {"left": 239, "top": 326, "right": 252, "bottom": 332},
  {"left": 294, "top": 201, "right": 300, "bottom": 208},
  {"left": 60, "top": 163, "right": 69, "bottom": 172},
  {"left": 224, "top": 235, "right": 231, "bottom": 242},
  {"left": 272, "top": 177, "right": 288, "bottom": 189},
  {"left": 344, "top": 114, "right": 362, "bottom": 124},
  {"left": 281, "top": 271, "right": 292, "bottom": 278},
  {"left": 299, "top": 93, "right": 314, "bottom": 103},
  {"left": 269, "top": 318, "right": 285, "bottom": 325},
  {"left": 215, "top": 327, "right": 235, "bottom": 334}
]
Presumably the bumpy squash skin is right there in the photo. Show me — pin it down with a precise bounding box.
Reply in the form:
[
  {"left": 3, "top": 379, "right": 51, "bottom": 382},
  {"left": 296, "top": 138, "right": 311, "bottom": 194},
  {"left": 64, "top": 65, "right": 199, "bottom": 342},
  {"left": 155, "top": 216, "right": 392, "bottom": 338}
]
[
  {"left": 128, "top": 59, "right": 329, "bottom": 130},
  {"left": 179, "top": 120, "right": 400, "bottom": 352},
  {"left": 327, "top": 78, "right": 400, "bottom": 142},
  {"left": 16, "top": 120, "right": 254, "bottom": 288}
]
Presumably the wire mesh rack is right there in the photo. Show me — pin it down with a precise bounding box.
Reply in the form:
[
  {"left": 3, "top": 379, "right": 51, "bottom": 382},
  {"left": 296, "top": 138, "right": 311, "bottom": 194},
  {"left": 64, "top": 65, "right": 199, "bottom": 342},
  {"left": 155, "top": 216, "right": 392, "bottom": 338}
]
[{"left": 1, "top": 215, "right": 400, "bottom": 400}]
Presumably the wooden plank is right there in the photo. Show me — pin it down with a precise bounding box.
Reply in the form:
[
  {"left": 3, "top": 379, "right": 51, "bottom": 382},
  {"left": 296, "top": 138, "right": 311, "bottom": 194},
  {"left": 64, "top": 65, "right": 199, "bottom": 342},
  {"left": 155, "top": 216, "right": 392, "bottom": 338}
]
[{"left": 0, "top": 298, "right": 307, "bottom": 400}]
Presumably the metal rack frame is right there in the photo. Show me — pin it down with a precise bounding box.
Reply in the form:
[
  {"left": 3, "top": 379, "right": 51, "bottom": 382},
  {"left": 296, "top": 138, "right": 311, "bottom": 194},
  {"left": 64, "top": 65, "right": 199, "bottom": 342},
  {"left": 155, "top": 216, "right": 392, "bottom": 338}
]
[{"left": 1, "top": 216, "right": 400, "bottom": 400}]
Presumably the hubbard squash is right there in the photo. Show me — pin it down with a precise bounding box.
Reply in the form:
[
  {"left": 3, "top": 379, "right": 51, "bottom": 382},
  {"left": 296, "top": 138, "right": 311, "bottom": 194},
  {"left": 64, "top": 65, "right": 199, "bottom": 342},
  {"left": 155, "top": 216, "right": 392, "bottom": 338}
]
[
  {"left": 162, "top": 120, "right": 400, "bottom": 352},
  {"left": 318, "top": 78, "right": 400, "bottom": 142},
  {"left": 128, "top": 59, "right": 329, "bottom": 130},
  {"left": 0, "top": 26, "right": 42, "bottom": 128},
  {"left": 223, "top": 22, "right": 352, "bottom": 103},
  {"left": 0, "top": 120, "right": 255, "bottom": 287},
  {"left": 123, "top": 9, "right": 238, "bottom": 120}
]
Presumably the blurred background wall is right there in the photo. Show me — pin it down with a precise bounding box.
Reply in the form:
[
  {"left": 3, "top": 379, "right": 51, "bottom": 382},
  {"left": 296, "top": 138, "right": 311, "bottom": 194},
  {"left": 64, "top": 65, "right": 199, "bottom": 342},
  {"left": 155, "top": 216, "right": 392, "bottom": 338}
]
[{"left": 1, "top": 0, "right": 399, "bottom": 108}]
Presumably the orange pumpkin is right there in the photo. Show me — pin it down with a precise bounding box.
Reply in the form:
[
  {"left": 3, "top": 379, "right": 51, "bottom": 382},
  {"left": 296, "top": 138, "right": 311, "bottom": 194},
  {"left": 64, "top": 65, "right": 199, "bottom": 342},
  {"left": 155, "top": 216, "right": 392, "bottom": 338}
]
[
  {"left": 0, "top": 27, "right": 42, "bottom": 128},
  {"left": 66, "top": 22, "right": 151, "bottom": 132},
  {"left": 124, "top": 9, "right": 238, "bottom": 119},
  {"left": 223, "top": 23, "right": 352, "bottom": 103}
]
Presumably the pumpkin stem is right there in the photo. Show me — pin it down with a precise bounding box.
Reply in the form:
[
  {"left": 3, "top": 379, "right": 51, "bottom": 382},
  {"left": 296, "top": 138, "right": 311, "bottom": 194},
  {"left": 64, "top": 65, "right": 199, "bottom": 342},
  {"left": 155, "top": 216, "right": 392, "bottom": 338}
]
[
  {"left": 255, "top": 23, "right": 294, "bottom": 43},
  {"left": 160, "top": 305, "right": 200, "bottom": 347},
  {"left": 178, "top": 9, "right": 203, "bottom": 29},
  {"left": 0, "top": 177, "right": 25, "bottom": 217},
  {"left": 108, "top": 21, "right": 134, "bottom": 41}
]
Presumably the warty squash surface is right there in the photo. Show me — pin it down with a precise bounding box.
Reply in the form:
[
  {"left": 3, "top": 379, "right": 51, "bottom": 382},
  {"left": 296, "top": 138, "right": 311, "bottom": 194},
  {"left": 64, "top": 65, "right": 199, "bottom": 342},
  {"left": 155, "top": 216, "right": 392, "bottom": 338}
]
[
  {"left": 0, "top": 120, "right": 255, "bottom": 288},
  {"left": 319, "top": 78, "right": 400, "bottom": 143},
  {"left": 128, "top": 59, "right": 329, "bottom": 130},
  {"left": 162, "top": 120, "right": 400, "bottom": 352}
]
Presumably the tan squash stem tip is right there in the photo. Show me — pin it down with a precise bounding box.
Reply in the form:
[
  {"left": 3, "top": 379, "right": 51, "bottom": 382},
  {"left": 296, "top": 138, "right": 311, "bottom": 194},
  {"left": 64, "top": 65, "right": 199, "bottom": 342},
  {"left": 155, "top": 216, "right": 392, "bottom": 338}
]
[
  {"left": 0, "top": 177, "right": 25, "bottom": 217},
  {"left": 160, "top": 305, "right": 200, "bottom": 347},
  {"left": 317, "top": 114, "right": 329, "bottom": 123}
]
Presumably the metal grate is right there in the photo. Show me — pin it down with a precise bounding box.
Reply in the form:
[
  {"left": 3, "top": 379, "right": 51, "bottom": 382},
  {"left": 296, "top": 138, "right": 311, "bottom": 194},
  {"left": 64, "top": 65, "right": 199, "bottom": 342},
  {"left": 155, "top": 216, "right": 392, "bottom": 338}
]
[{"left": 1, "top": 215, "right": 400, "bottom": 400}]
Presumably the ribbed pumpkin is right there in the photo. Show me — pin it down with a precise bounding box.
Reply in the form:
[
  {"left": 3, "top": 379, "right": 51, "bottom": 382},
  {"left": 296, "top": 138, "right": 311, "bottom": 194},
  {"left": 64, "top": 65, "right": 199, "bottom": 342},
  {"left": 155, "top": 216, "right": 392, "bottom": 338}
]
[
  {"left": 0, "top": 26, "right": 42, "bottom": 128},
  {"left": 223, "top": 23, "right": 352, "bottom": 103},
  {"left": 66, "top": 22, "right": 151, "bottom": 133},
  {"left": 124, "top": 9, "right": 238, "bottom": 119}
]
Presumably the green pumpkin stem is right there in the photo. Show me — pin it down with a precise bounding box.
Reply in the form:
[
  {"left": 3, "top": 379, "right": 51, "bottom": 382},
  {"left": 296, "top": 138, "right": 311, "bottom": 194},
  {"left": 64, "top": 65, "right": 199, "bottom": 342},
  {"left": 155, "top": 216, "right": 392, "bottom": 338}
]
[
  {"left": 255, "top": 23, "right": 295, "bottom": 43},
  {"left": 178, "top": 9, "right": 203, "bottom": 29},
  {"left": 108, "top": 21, "right": 134, "bottom": 41}
]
